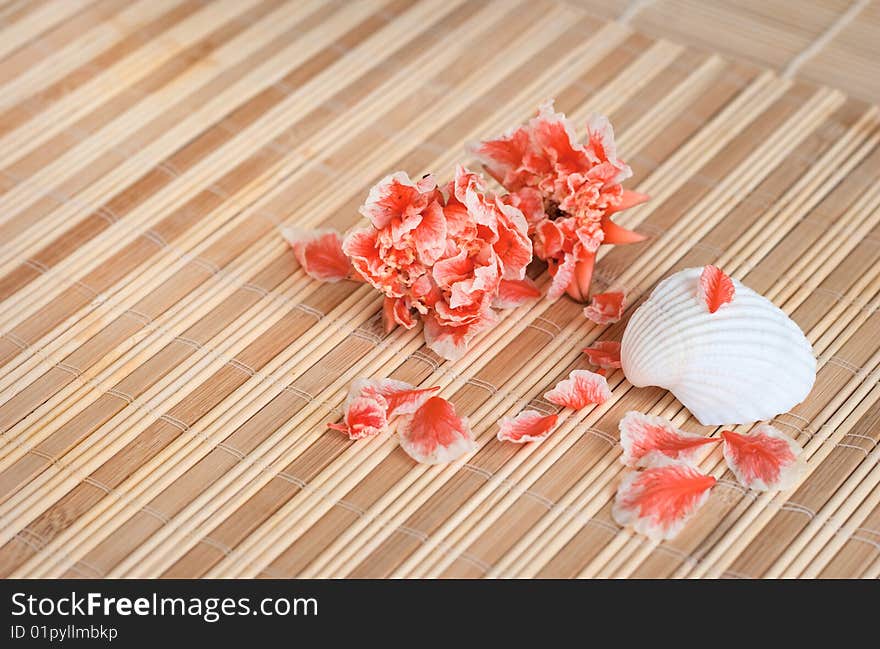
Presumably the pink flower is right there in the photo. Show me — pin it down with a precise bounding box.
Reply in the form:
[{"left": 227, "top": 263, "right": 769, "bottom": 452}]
[
  {"left": 471, "top": 101, "right": 648, "bottom": 302},
  {"left": 344, "top": 167, "right": 533, "bottom": 360}
]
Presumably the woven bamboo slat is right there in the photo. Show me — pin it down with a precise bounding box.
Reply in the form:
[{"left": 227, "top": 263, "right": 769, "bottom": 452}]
[{"left": 0, "top": 0, "right": 877, "bottom": 579}]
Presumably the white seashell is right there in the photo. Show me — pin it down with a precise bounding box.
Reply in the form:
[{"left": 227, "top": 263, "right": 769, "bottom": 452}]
[{"left": 621, "top": 267, "right": 816, "bottom": 426}]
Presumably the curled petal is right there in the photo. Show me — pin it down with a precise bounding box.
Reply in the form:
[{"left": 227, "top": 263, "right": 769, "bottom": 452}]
[
  {"left": 351, "top": 377, "right": 441, "bottom": 419},
  {"left": 699, "top": 265, "right": 735, "bottom": 313},
  {"left": 493, "top": 277, "right": 542, "bottom": 309},
  {"left": 721, "top": 425, "right": 805, "bottom": 491},
  {"left": 497, "top": 410, "right": 558, "bottom": 443},
  {"left": 544, "top": 369, "right": 611, "bottom": 410},
  {"left": 398, "top": 396, "right": 476, "bottom": 464},
  {"left": 583, "top": 290, "right": 626, "bottom": 324},
  {"left": 585, "top": 113, "right": 632, "bottom": 184},
  {"left": 564, "top": 254, "right": 596, "bottom": 303},
  {"left": 582, "top": 340, "right": 621, "bottom": 369},
  {"left": 503, "top": 187, "right": 546, "bottom": 228},
  {"left": 612, "top": 462, "right": 717, "bottom": 540},
  {"left": 328, "top": 394, "right": 388, "bottom": 440},
  {"left": 383, "top": 297, "right": 416, "bottom": 333},
  {"left": 534, "top": 219, "right": 564, "bottom": 260},
  {"left": 282, "top": 227, "right": 352, "bottom": 282},
  {"left": 618, "top": 411, "right": 719, "bottom": 468},
  {"left": 600, "top": 215, "right": 647, "bottom": 244}
]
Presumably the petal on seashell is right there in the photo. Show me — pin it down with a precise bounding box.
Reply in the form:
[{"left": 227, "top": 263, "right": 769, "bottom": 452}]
[
  {"left": 582, "top": 341, "right": 621, "bottom": 369},
  {"left": 618, "top": 411, "right": 719, "bottom": 467},
  {"left": 612, "top": 462, "right": 717, "bottom": 540},
  {"left": 282, "top": 227, "right": 351, "bottom": 282},
  {"left": 583, "top": 290, "right": 626, "bottom": 324},
  {"left": 721, "top": 425, "right": 806, "bottom": 491},
  {"left": 398, "top": 396, "right": 477, "bottom": 464},
  {"left": 699, "top": 264, "right": 735, "bottom": 313},
  {"left": 544, "top": 369, "right": 611, "bottom": 410},
  {"left": 352, "top": 378, "right": 441, "bottom": 419},
  {"left": 328, "top": 393, "right": 388, "bottom": 440},
  {"left": 493, "top": 277, "right": 542, "bottom": 309},
  {"left": 497, "top": 410, "right": 558, "bottom": 443},
  {"left": 620, "top": 267, "right": 816, "bottom": 425}
]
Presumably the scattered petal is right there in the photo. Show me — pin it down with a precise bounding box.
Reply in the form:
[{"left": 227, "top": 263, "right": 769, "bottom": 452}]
[
  {"left": 583, "top": 290, "right": 625, "bottom": 324},
  {"left": 497, "top": 410, "right": 558, "bottom": 443},
  {"left": 398, "top": 396, "right": 477, "bottom": 464},
  {"left": 544, "top": 369, "right": 611, "bottom": 410},
  {"left": 352, "top": 378, "right": 441, "bottom": 419},
  {"left": 328, "top": 393, "right": 388, "bottom": 440},
  {"left": 618, "top": 411, "right": 719, "bottom": 468},
  {"left": 493, "top": 277, "right": 542, "bottom": 309},
  {"left": 721, "top": 425, "right": 806, "bottom": 491},
  {"left": 582, "top": 341, "right": 621, "bottom": 370},
  {"left": 612, "top": 462, "right": 717, "bottom": 540},
  {"left": 699, "top": 264, "right": 735, "bottom": 313},
  {"left": 282, "top": 227, "right": 351, "bottom": 282}
]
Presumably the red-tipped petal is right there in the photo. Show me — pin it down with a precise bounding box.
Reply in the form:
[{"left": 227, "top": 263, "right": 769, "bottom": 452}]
[
  {"left": 398, "top": 396, "right": 477, "bottom": 464},
  {"left": 612, "top": 462, "right": 717, "bottom": 540},
  {"left": 582, "top": 341, "right": 621, "bottom": 370},
  {"left": 497, "top": 410, "right": 558, "bottom": 443},
  {"left": 721, "top": 425, "right": 805, "bottom": 491},
  {"left": 600, "top": 215, "right": 647, "bottom": 245},
  {"left": 583, "top": 290, "right": 626, "bottom": 325},
  {"left": 282, "top": 227, "right": 352, "bottom": 282},
  {"left": 699, "top": 264, "right": 735, "bottom": 313},
  {"left": 619, "top": 411, "right": 719, "bottom": 468},
  {"left": 352, "top": 378, "right": 441, "bottom": 419},
  {"left": 330, "top": 394, "right": 388, "bottom": 440},
  {"left": 493, "top": 277, "right": 542, "bottom": 309},
  {"left": 544, "top": 369, "right": 611, "bottom": 410}
]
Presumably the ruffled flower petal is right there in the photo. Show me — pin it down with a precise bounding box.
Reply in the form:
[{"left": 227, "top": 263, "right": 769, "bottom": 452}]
[
  {"left": 398, "top": 396, "right": 476, "bottom": 464},
  {"left": 282, "top": 227, "right": 352, "bottom": 282},
  {"left": 359, "top": 171, "right": 437, "bottom": 230},
  {"left": 492, "top": 278, "right": 542, "bottom": 309},
  {"left": 618, "top": 411, "right": 719, "bottom": 468},
  {"left": 721, "top": 425, "right": 806, "bottom": 491},
  {"left": 699, "top": 264, "right": 735, "bottom": 314},
  {"left": 497, "top": 410, "right": 558, "bottom": 443},
  {"left": 327, "top": 393, "right": 388, "bottom": 440},
  {"left": 582, "top": 340, "right": 621, "bottom": 369},
  {"left": 583, "top": 290, "right": 626, "bottom": 324},
  {"left": 612, "top": 462, "right": 717, "bottom": 540},
  {"left": 544, "top": 369, "right": 611, "bottom": 410}
]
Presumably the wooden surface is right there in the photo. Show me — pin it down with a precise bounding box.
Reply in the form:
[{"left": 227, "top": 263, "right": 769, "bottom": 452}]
[{"left": 0, "top": 0, "right": 878, "bottom": 579}]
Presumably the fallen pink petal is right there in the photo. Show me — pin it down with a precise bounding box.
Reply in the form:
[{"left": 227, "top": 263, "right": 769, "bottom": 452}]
[
  {"left": 618, "top": 411, "right": 719, "bottom": 468},
  {"left": 544, "top": 369, "right": 611, "bottom": 410},
  {"left": 582, "top": 340, "right": 621, "bottom": 369},
  {"left": 282, "top": 227, "right": 352, "bottom": 282},
  {"left": 497, "top": 410, "right": 558, "bottom": 443},
  {"left": 398, "top": 396, "right": 477, "bottom": 464},
  {"left": 721, "top": 424, "right": 806, "bottom": 491},
  {"left": 583, "top": 290, "right": 626, "bottom": 324},
  {"left": 612, "top": 461, "right": 717, "bottom": 540}
]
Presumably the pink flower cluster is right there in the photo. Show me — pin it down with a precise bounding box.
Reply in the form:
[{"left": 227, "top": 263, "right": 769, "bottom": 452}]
[
  {"left": 472, "top": 100, "right": 648, "bottom": 301},
  {"left": 285, "top": 101, "right": 649, "bottom": 360}
]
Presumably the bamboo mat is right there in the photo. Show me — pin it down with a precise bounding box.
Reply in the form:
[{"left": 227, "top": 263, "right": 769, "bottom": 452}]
[{"left": 0, "top": 0, "right": 878, "bottom": 580}]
